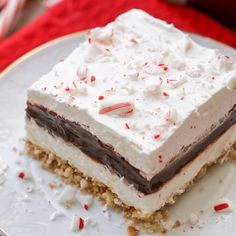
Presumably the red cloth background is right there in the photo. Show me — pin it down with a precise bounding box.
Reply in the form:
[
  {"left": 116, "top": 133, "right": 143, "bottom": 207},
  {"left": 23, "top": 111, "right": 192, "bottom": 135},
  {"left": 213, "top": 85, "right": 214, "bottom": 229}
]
[{"left": 0, "top": 0, "right": 236, "bottom": 72}]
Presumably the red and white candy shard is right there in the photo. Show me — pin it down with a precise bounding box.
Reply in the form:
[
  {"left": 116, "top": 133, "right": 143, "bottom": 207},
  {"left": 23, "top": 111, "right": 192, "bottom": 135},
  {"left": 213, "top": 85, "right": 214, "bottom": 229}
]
[
  {"left": 17, "top": 170, "right": 32, "bottom": 180},
  {"left": 77, "top": 194, "right": 93, "bottom": 209},
  {"left": 70, "top": 215, "right": 85, "bottom": 232},
  {"left": 213, "top": 198, "right": 233, "bottom": 212},
  {"left": 99, "top": 98, "right": 135, "bottom": 116}
]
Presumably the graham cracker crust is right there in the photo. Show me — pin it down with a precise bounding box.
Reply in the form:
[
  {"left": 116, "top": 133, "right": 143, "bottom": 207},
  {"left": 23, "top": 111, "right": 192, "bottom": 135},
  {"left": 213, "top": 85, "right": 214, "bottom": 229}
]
[{"left": 25, "top": 140, "right": 236, "bottom": 233}]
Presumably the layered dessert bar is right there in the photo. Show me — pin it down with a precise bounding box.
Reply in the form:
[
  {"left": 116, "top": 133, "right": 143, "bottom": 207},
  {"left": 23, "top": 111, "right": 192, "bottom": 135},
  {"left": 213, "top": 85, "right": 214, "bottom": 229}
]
[{"left": 25, "top": 9, "right": 236, "bottom": 232}]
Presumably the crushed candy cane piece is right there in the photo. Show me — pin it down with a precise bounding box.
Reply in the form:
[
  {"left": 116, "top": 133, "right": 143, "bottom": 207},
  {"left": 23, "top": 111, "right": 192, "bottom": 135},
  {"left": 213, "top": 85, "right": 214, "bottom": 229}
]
[
  {"left": 169, "top": 78, "right": 187, "bottom": 89},
  {"left": 50, "top": 211, "right": 64, "bottom": 221},
  {"left": 99, "top": 98, "right": 135, "bottom": 116},
  {"left": 154, "top": 134, "right": 161, "bottom": 139},
  {"left": 0, "top": 170, "right": 6, "bottom": 185},
  {"left": 125, "top": 123, "right": 130, "bottom": 129},
  {"left": 162, "top": 92, "right": 169, "bottom": 97},
  {"left": 17, "top": 170, "right": 32, "bottom": 180},
  {"left": 26, "top": 184, "right": 34, "bottom": 193},
  {"left": 79, "top": 217, "right": 85, "bottom": 230},
  {"left": 71, "top": 215, "right": 85, "bottom": 232},
  {"left": 98, "top": 95, "right": 104, "bottom": 100},
  {"left": 127, "top": 71, "right": 139, "bottom": 80},
  {"left": 18, "top": 171, "right": 25, "bottom": 179},
  {"left": 58, "top": 186, "right": 77, "bottom": 207},
  {"left": 90, "top": 75, "right": 96, "bottom": 82},
  {"left": 65, "top": 87, "right": 70, "bottom": 92},
  {"left": 143, "top": 83, "right": 162, "bottom": 97},
  {"left": 213, "top": 198, "right": 233, "bottom": 212},
  {"left": 78, "top": 194, "right": 93, "bottom": 209}
]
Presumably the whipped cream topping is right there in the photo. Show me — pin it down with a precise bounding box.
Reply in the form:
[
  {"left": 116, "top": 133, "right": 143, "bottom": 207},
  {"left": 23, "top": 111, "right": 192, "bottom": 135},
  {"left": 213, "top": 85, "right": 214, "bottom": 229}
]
[{"left": 28, "top": 9, "right": 236, "bottom": 176}]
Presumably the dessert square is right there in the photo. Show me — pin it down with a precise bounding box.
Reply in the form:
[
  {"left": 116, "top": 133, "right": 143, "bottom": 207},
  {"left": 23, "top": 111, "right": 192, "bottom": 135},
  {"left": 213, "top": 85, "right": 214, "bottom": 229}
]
[{"left": 25, "top": 9, "right": 236, "bottom": 232}]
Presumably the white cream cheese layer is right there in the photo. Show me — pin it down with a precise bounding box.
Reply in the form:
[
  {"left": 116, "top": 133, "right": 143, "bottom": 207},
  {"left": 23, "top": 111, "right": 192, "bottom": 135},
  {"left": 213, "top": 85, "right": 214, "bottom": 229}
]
[
  {"left": 26, "top": 118, "right": 236, "bottom": 214},
  {"left": 27, "top": 9, "right": 236, "bottom": 177}
]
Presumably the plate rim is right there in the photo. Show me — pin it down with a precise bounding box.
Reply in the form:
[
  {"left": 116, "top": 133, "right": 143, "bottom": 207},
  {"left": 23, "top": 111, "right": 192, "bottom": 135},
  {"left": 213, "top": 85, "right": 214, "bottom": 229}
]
[
  {"left": 0, "top": 31, "right": 87, "bottom": 79},
  {"left": 0, "top": 31, "right": 235, "bottom": 80}
]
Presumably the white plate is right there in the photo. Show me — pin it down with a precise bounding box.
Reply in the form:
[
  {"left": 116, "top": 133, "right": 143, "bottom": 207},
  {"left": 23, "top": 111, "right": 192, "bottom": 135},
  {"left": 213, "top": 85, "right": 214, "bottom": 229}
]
[{"left": 0, "top": 33, "right": 236, "bottom": 236}]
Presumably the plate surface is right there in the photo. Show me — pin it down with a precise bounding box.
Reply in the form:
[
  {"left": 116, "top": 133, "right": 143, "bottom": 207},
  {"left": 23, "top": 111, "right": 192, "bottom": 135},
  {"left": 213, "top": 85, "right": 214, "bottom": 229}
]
[{"left": 0, "top": 33, "right": 236, "bottom": 236}]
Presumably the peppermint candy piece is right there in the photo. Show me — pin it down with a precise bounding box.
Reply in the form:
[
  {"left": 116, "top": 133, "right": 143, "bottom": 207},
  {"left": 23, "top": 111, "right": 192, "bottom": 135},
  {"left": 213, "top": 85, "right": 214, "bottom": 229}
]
[
  {"left": 99, "top": 97, "right": 135, "bottom": 116},
  {"left": 77, "top": 194, "right": 94, "bottom": 210},
  {"left": 17, "top": 170, "right": 32, "bottom": 180},
  {"left": 71, "top": 215, "right": 85, "bottom": 232},
  {"left": 213, "top": 198, "right": 233, "bottom": 212}
]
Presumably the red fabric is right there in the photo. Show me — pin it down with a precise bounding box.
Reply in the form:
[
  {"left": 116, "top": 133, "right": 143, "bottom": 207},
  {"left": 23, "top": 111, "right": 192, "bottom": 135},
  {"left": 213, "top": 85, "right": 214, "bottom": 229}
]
[{"left": 0, "top": 0, "right": 236, "bottom": 72}]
